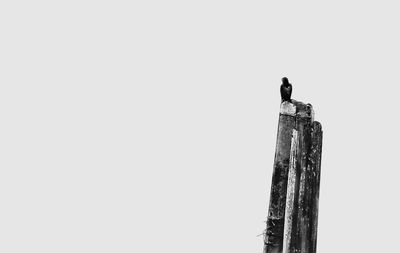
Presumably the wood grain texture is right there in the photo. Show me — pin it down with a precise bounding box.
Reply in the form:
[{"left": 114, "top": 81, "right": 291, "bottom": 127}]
[
  {"left": 291, "top": 115, "right": 313, "bottom": 253},
  {"left": 282, "top": 130, "right": 298, "bottom": 253},
  {"left": 264, "top": 111, "right": 296, "bottom": 253},
  {"left": 285, "top": 105, "right": 313, "bottom": 253},
  {"left": 309, "top": 121, "right": 323, "bottom": 253}
]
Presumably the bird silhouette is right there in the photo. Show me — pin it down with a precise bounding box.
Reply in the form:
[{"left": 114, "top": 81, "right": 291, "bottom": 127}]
[{"left": 280, "top": 77, "right": 292, "bottom": 102}]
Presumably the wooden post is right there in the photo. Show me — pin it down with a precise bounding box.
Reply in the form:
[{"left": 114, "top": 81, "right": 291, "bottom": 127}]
[
  {"left": 264, "top": 101, "right": 296, "bottom": 253},
  {"left": 264, "top": 97, "right": 322, "bottom": 253},
  {"left": 281, "top": 102, "right": 313, "bottom": 253},
  {"left": 291, "top": 103, "right": 313, "bottom": 253}
]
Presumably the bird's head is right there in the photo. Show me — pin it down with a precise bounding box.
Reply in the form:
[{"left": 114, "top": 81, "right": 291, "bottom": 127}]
[{"left": 282, "top": 77, "right": 289, "bottom": 85}]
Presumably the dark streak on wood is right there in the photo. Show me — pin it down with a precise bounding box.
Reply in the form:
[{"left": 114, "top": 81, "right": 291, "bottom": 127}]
[{"left": 309, "top": 121, "right": 323, "bottom": 253}]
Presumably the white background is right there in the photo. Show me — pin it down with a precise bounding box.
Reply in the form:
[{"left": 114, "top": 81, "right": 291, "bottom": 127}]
[{"left": 1, "top": 1, "right": 399, "bottom": 252}]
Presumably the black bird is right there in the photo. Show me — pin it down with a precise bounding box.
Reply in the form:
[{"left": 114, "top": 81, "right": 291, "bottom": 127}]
[{"left": 280, "top": 77, "right": 292, "bottom": 102}]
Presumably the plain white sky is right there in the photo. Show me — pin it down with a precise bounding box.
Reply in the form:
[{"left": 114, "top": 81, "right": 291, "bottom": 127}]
[{"left": 1, "top": 1, "right": 399, "bottom": 252}]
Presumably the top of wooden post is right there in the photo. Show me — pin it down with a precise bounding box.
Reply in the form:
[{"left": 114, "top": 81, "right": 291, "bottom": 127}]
[{"left": 280, "top": 99, "right": 314, "bottom": 122}]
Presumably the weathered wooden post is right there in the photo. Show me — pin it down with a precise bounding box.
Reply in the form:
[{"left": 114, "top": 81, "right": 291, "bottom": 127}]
[{"left": 264, "top": 78, "right": 323, "bottom": 253}]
